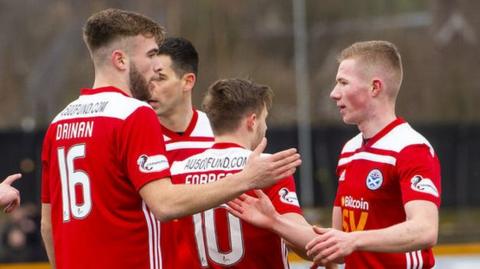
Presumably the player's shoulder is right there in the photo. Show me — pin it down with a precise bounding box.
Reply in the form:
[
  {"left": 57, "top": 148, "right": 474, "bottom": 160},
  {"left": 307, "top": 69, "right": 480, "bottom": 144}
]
[
  {"left": 51, "top": 91, "right": 151, "bottom": 124},
  {"left": 372, "top": 122, "right": 435, "bottom": 155},
  {"left": 191, "top": 110, "right": 214, "bottom": 138},
  {"left": 341, "top": 133, "right": 363, "bottom": 153}
]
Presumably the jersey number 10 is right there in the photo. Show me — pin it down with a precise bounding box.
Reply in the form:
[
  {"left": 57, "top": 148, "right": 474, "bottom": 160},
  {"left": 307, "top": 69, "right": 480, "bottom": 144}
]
[
  {"left": 193, "top": 206, "right": 244, "bottom": 266},
  {"left": 57, "top": 144, "right": 92, "bottom": 222}
]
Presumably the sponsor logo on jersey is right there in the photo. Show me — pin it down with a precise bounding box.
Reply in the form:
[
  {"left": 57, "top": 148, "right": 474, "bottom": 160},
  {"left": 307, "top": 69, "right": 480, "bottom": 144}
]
[
  {"left": 366, "top": 169, "right": 383, "bottom": 190},
  {"left": 278, "top": 188, "right": 300, "bottom": 206},
  {"left": 341, "top": 196, "right": 369, "bottom": 211},
  {"left": 137, "top": 154, "right": 169, "bottom": 173},
  {"left": 339, "top": 170, "right": 346, "bottom": 181},
  {"left": 410, "top": 175, "right": 439, "bottom": 197}
]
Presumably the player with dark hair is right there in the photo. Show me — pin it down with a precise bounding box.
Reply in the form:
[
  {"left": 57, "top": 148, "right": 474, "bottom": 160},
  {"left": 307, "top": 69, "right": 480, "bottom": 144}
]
[
  {"left": 148, "top": 37, "right": 215, "bottom": 268},
  {"left": 40, "top": 9, "right": 301, "bottom": 269}
]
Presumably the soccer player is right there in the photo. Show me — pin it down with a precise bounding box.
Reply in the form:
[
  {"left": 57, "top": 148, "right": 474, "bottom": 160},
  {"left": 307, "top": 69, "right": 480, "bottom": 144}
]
[
  {"left": 167, "top": 78, "right": 309, "bottom": 268},
  {"left": 0, "top": 173, "right": 21, "bottom": 213},
  {"left": 148, "top": 37, "right": 215, "bottom": 268},
  {"left": 305, "top": 41, "right": 441, "bottom": 268},
  {"left": 40, "top": 9, "right": 301, "bottom": 269}
]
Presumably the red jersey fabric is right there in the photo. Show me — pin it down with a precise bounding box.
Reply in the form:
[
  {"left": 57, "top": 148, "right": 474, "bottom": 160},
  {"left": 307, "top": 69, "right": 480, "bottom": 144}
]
[
  {"left": 166, "top": 142, "right": 302, "bottom": 268},
  {"left": 159, "top": 109, "right": 215, "bottom": 269},
  {"left": 41, "top": 87, "right": 170, "bottom": 269},
  {"left": 334, "top": 118, "right": 441, "bottom": 269}
]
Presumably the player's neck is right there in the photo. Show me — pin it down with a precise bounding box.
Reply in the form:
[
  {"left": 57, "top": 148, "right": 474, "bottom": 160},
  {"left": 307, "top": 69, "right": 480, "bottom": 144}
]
[
  {"left": 214, "top": 134, "right": 251, "bottom": 150},
  {"left": 358, "top": 110, "right": 396, "bottom": 139},
  {"left": 158, "top": 104, "right": 193, "bottom": 133},
  {"left": 92, "top": 71, "right": 131, "bottom": 96}
]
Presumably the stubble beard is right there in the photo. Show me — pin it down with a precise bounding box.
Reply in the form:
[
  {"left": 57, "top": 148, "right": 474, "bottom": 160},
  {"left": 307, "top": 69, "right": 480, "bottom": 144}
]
[{"left": 129, "top": 64, "right": 151, "bottom": 101}]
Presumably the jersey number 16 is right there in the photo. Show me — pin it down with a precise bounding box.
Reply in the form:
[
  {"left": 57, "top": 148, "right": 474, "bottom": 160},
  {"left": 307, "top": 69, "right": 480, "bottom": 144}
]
[{"left": 57, "top": 144, "right": 92, "bottom": 222}]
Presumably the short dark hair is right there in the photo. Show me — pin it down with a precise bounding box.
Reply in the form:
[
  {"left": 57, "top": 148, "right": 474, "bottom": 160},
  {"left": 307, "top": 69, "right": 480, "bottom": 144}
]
[
  {"left": 158, "top": 37, "right": 199, "bottom": 77},
  {"left": 202, "top": 78, "right": 273, "bottom": 135},
  {"left": 83, "top": 8, "right": 165, "bottom": 52}
]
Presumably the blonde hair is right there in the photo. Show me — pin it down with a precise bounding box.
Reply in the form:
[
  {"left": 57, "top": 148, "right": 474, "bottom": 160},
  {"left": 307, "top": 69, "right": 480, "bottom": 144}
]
[{"left": 339, "top": 40, "right": 403, "bottom": 98}]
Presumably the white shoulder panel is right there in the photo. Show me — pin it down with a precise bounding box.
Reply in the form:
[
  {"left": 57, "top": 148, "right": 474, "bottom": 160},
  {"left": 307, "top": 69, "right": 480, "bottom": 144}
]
[
  {"left": 372, "top": 123, "right": 435, "bottom": 156},
  {"left": 191, "top": 111, "right": 214, "bottom": 138},
  {"left": 52, "top": 92, "right": 150, "bottom": 123},
  {"left": 341, "top": 133, "right": 363, "bottom": 154}
]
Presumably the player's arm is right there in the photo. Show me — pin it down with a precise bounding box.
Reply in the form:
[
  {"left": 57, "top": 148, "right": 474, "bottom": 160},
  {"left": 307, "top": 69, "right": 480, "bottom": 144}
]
[
  {"left": 140, "top": 138, "right": 301, "bottom": 221},
  {"left": 41, "top": 203, "right": 56, "bottom": 268},
  {"left": 228, "top": 190, "right": 318, "bottom": 259},
  {"left": 307, "top": 200, "right": 438, "bottom": 264},
  {"left": 349, "top": 200, "right": 438, "bottom": 252}
]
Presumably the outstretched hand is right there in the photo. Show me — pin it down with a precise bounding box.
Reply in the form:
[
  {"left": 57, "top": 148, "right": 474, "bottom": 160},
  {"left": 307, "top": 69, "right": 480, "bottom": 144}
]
[
  {"left": 0, "top": 173, "right": 21, "bottom": 213},
  {"left": 241, "top": 138, "right": 301, "bottom": 190},
  {"left": 227, "top": 190, "right": 279, "bottom": 230},
  {"left": 306, "top": 226, "right": 349, "bottom": 266}
]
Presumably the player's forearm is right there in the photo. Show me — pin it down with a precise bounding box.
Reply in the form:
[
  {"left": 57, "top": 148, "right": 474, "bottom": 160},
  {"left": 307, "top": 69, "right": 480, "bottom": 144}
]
[
  {"left": 352, "top": 218, "right": 438, "bottom": 253},
  {"left": 270, "top": 214, "right": 315, "bottom": 260},
  {"left": 143, "top": 174, "right": 250, "bottom": 221}
]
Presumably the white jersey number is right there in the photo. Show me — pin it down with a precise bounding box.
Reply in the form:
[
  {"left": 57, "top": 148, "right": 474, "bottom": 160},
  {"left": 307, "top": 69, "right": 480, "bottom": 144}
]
[
  {"left": 193, "top": 206, "right": 244, "bottom": 266},
  {"left": 57, "top": 144, "right": 92, "bottom": 222}
]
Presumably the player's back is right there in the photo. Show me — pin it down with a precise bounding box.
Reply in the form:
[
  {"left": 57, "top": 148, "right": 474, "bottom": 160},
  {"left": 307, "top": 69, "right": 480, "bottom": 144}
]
[
  {"left": 41, "top": 87, "right": 169, "bottom": 269},
  {"left": 167, "top": 143, "right": 300, "bottom": 269}
]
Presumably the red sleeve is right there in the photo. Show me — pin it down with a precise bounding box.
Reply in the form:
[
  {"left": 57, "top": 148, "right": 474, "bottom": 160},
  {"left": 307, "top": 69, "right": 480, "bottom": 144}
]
[
  {"left": 264, "top": 175, "right": 302, "bottom": 215},
  {"left": 397, "top": 144, "right": 441, "bottom": 207},
  {"left": 120, "top": 106, "right": 171, "bottom": 191},
  {"left": 41, "top": 125, "right": 54, "bottom": 203}
]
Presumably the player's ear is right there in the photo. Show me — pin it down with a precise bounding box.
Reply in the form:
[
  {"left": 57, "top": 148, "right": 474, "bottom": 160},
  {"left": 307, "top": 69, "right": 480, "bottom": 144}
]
[
  {"left": 371, "top": 78, "right": 382, "bottom": 97},
  {"left": 246, "top": 113, "right": 256, "bottom": 131},
  {"left": 111, "top": 50, "right": 128, "bottom": 71},
  {"left": 182, "top": 73, "right": 196, "bottom": 92}
]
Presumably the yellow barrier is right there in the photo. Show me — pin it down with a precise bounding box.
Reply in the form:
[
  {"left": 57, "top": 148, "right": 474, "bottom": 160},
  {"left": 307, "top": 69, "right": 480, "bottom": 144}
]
[{"left": 2, "top": 244, "right": 480, "bottom": 269}]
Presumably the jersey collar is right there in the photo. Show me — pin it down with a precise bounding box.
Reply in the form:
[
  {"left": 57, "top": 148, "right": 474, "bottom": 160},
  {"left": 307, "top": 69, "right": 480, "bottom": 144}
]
[
  {"left": 363, "top": 117, "right": 405, "bottom": 147},
  {"left": 80, "top": 86, "right": 129, "bottom": 97},
  {"left": 161, "top": 109, "right": 198, "bottom": 138},
  {"left": 212, "top": 142, "right": 245, "bottom": 149}
]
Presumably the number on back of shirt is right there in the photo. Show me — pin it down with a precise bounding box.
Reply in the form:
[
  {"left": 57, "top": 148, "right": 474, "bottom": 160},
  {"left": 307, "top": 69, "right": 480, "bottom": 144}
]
[
  {"left": 57, "top": 144, "right": 92, "bottom": 222},
  {"left": 193, "top": 206, "right": 244, "bottom": 266}
]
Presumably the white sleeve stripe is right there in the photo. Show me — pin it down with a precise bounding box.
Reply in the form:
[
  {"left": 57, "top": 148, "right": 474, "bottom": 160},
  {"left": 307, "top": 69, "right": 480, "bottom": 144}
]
[{"left": 338, "top": 152, "right": 396, "bottom": 166}]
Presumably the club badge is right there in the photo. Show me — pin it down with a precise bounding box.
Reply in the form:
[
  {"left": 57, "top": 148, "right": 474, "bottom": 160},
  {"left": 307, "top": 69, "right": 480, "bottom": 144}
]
[{"left": 366, "top": 169, "right": 383, "bottom": 190}]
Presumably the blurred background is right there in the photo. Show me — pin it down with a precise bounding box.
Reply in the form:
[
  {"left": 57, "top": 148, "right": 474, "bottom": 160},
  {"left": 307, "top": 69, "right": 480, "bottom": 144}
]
[{"left": 0, "top": 0, "right": 479, "bottom": 267}]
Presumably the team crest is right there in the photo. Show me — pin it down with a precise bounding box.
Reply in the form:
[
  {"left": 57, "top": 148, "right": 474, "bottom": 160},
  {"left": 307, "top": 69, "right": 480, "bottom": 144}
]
[
  {"left": 366, "top": 169, "right": 383, "bottom": 190},
  {"left": 410, "top": 175, "right": 439, "bottom": 197},
  {"left": 278, "top": 188, "right": 300, "bottom": 206}
]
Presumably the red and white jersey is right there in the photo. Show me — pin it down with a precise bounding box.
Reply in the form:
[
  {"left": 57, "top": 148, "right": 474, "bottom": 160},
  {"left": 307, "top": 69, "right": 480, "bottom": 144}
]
[
  {"left": 41, "top": 87, "right": 170, "bottom": 269},
  {"left": 161, "top": 109, "right": 215, "bottom": 163},
  {"left": 334, "top": 118, "right": 441, "bottom": 269},
  {"left": 167, "top": 142, "right": 302, "bottom": 269},
  {"left": 159, "top": 109, "right": 215, "bottom": 269}
]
